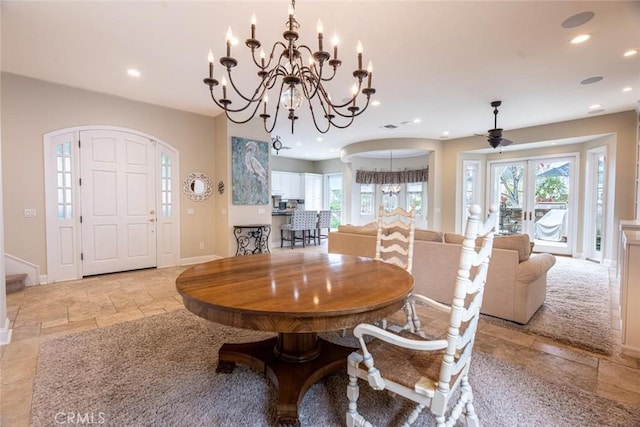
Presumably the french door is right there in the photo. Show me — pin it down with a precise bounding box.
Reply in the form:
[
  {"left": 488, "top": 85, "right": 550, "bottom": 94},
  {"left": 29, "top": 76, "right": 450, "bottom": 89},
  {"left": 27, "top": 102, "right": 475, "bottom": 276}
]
[{"left": 489, "top": 156, "right": 576, "bottom": 255}]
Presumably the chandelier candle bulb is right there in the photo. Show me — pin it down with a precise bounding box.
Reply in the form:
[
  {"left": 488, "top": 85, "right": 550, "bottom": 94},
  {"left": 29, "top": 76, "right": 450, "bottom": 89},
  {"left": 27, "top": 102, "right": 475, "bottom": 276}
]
[
  {"left": 332, "top": 34, "right": 339, "bottom": 60},
  {"left": 367, "top": 61, "right": 372, "bottom": 88},
  {"left": 356, "top": 41, "right": 363, "bottom": 70},
  {"left": 221, "top": 76, "right": 227, "bottom": 99},
  {"left": 288, "top": 4, "right": 294, "bottom": 31},
  {"left": 260, "top": 49, "right": 265, "bottom": 67},
  {"left": 251, "top": 14, "right": 256, "bottom": 40},
  {"left": 317, "top": 20, "right": 324, "bottom": 51},
  {"left": 208, "top": 49, "right": 214, "bottom": 78},
  {"left": 226, "top": 27, "right": 233, "bottom": 57}
]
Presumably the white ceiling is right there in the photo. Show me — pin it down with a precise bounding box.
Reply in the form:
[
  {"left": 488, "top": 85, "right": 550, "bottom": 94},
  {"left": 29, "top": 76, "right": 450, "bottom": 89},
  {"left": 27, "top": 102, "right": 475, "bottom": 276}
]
[{"left": 2, "top": 1, "right": 639, "bottom": 160}]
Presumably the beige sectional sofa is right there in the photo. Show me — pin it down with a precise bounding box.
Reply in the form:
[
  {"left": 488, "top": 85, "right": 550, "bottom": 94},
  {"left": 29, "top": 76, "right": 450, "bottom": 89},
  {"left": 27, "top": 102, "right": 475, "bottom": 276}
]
[{"left": 328, "top": 224, "right": 556, "bottom": 324}]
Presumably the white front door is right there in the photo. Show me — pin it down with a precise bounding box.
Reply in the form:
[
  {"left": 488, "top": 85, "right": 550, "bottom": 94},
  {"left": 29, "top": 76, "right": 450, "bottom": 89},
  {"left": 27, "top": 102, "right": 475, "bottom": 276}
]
[{"left": 80, "top": 130, "right": 157, "bottom": 276}]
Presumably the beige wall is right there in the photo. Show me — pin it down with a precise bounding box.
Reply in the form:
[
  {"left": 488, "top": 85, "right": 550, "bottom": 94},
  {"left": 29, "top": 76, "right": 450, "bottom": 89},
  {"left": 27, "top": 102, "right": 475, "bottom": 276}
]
[{"left": 1, "top": 72, "right": 217, "bottom": 273}]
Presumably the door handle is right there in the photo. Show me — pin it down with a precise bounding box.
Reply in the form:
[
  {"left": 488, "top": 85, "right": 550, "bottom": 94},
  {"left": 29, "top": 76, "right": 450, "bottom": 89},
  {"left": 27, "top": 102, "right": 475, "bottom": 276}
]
[
  {"left": 149, "top": 210, "right": 155, "bottom": 215},
  {"left": 149, "top": 218, "right": 155, "bottom": 222}
]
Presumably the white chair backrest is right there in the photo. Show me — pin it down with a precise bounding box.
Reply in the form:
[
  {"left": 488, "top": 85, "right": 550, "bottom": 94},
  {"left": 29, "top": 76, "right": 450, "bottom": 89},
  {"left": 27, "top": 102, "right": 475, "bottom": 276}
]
[
  {"left": 435, "top": 204, "right": 497, "bottom": 394},
  {"left": 374, "top": 206, "right": 415, "bottom": 273}
]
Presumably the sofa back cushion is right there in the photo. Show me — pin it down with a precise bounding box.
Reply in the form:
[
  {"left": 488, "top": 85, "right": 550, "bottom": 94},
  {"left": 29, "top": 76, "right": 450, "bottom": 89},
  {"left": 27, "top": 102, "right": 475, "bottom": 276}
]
[
  {"left": 414, "top": 229, "right": 444, "bottom": 242},
  {"left": 337, "top": 223, "right": 378, "bottom": 236},
  {"left": 444, "top": 232, "right": 532, "bottom": 262},
  {"left": 494, "top": 234, "right": 532, "bottom": 262}
]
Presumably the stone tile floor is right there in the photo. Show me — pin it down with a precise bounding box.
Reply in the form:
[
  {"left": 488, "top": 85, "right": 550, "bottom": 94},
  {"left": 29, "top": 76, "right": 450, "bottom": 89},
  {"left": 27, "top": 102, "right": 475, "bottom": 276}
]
[{"left": 1, "top": 244, "right": 639, "bottom": 426}]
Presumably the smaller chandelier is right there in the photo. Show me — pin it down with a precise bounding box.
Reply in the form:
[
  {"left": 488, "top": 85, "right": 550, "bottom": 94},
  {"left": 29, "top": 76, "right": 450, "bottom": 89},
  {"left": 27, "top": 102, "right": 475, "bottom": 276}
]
[
  {"left": 203, "top": 0, "right": 376, "bottom": 134},
  {"left": 381, "top": 150, "right": 401, "bottom": 196},
  {"left": 381, "top": 183, "right": 401, "bottom": 196}
]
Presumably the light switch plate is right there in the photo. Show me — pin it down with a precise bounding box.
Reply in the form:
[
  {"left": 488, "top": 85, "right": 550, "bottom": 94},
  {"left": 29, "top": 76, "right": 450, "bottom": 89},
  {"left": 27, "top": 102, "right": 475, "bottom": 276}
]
[{"left": 24, "top": 208, "right": 36, "bottom": 218}]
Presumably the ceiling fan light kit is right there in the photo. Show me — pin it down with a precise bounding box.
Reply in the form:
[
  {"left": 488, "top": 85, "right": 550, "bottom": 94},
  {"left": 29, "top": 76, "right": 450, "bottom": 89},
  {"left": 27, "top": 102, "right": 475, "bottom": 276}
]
[{"left": 203, "top": 0, "right": 376, "bottom": 134}]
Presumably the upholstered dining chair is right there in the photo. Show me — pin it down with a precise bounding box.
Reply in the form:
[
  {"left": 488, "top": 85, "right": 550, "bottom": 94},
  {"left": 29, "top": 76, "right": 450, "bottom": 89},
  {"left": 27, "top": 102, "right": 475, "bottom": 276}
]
[
  {"left": 346, "top": 204, "right": 498, "bottom": 427},
  {"left": 304, "top": 210, "right": 319, "bottom": 246},
  {"left": 316, "top": 210, "right": 332, "bottom": 245},
  {"left": 280, "top": 210, "right": 307, "bottom": 248}
]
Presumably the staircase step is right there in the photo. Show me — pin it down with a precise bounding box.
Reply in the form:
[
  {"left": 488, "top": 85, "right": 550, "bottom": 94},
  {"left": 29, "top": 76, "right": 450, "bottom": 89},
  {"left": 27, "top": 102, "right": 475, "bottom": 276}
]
[{"left": 6, "top": 273, "right": 27, "bottom": 294}]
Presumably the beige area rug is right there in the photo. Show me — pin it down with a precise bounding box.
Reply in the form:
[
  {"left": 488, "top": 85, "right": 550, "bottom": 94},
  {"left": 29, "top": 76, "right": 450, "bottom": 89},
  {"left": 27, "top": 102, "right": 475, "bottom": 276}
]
[
  {"left": 31, "top": 310, "right": 640, "bottom": 426},
  {"left": 482, "top": 256, "right": 613, "bottom": 355}
]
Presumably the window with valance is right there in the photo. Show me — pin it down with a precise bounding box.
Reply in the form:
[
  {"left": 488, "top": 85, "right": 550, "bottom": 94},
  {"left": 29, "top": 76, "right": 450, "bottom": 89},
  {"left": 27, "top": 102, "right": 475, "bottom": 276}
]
[{"left": 355, "top": 167, "right": 428, "bottom": 184}]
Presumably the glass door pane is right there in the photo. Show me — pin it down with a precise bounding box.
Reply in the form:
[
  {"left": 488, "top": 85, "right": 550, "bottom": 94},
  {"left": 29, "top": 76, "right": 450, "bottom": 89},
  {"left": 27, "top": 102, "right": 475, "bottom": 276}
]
[
  {"left": 533, "top": 158, "right": 573, "bottom": 254},
  {"left": 492, "top": 162, "right": 526, "bottom": 235}
]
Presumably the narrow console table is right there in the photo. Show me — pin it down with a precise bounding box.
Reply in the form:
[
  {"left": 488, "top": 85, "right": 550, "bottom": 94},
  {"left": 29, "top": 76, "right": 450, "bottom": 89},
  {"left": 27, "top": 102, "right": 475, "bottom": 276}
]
[{"left": 233, "top": 224, "right": 271, "bottom": 256}]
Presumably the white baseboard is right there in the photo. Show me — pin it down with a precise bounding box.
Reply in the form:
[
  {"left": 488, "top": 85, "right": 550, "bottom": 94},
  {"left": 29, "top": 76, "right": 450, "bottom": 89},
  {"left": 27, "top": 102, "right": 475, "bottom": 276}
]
[
  {"left": 0, "top": 317, "right": 12, "bottom": 345},
  {"left": 180, "top": 255, "right": 221, "bottom": 266}
]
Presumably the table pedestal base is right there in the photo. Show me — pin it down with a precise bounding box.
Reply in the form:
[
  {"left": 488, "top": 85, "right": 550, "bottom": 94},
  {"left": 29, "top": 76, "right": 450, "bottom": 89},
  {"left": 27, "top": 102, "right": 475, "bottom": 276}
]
[{"left": 216, "top": 332, "right": 353, "bottom": 427}]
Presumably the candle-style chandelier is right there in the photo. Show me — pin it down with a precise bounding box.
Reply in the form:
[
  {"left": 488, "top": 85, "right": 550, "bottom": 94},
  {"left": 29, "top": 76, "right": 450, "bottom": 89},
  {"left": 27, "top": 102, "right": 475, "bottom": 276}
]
[
  {"left": 381, "top": 151, "right": 401, "bottom": 196},
  {"left": 203, "top": 0, "right": 376, "bottom": 134}
]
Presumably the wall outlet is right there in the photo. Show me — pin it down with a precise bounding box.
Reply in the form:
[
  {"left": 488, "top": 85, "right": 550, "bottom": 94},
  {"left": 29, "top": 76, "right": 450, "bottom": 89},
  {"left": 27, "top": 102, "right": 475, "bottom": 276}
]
[
  {"left": 24, "top": 208, "right": 36, "bottom": 218},
  {"left": 199, "top": 242, "right": 205, "bottom": 249},
  {"left": 187, "top": 208, "right": 194, "bottom": 215}
]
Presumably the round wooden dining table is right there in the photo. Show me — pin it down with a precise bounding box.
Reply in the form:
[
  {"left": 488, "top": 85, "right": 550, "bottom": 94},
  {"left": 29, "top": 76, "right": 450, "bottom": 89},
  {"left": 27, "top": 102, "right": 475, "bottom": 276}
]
[{"left": 176, "top": 251, "right": 414, "bottom": 426}]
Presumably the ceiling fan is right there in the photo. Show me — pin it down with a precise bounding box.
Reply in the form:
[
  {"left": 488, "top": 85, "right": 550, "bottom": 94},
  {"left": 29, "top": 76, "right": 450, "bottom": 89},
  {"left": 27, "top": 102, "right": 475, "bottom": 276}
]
[
  {"left": 479, "top": 100, "right": 514, "bottom": 149},
  {"left": 271, "top": 136, "right": 292, "bottom": 155}
]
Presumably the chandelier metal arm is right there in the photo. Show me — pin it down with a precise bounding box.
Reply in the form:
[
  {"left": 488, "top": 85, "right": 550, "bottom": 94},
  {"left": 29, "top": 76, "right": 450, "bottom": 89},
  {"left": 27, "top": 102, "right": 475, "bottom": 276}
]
[
  {"left": 213, "top": 90, "right": 265, "bottom": 125},
  {"left": 224, "top": 69, "right": 267, "bottom": 105},
  {"left": 250, "top": 40, "right": 288, "bottom": 71},
  {"left": 260, "top": 80, "right": 290, "bottom": 134}
]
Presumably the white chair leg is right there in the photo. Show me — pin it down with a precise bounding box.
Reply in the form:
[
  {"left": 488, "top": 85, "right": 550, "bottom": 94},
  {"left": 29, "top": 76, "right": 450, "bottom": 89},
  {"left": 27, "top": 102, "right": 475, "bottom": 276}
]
[
  {"left": 347, "top": 370, "right": 372, "bottom": 427},
  {"left": 403, "top": 403, "right": 425, "bottom": 426}
]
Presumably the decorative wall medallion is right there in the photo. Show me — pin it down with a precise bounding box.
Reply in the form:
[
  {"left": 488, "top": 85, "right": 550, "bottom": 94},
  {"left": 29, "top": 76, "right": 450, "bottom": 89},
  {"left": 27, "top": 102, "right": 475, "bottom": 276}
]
[{"left": 218, "top": 180, "right": 225, "bottom": 194}]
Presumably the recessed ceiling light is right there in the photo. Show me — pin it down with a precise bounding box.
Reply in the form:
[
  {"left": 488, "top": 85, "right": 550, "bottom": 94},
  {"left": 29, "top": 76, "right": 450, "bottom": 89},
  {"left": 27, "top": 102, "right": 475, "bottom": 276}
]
[
  {"left": 127, "top": 68, "right": 141, "bottom": 78},
  {"left": 623, "top": 49, "right": 638, "bottom": 57},
  {"left": 296, "top": 142, "right": 302, "bottom": 147},
  {"left": 371, "top": 100, "right": 381, "bottom": 106},
  {"left": 589, "top": 108, "right": 605, "bottom": 115},
  {"left": 589, "top": 104, "right": 601, "bottom": 110},
  {"left": 442, "top": 131, "right": 450, "bottom": 137},
  {"left": 623, "top": 87, "right": 633, "bottom": 92},
  {"left": 570, "top": 33, "right": 591, "bottom": 44},
  {"left": 316, "top": 137, "right": 323, "bottom": 142},
  {"left": 413, "top": 118, "right": 421, "bottom": 124},
  {"left": 561, "top": 11, "right": 595, "bottom": 28},
  {"left": 580, "top": 76, "right": 603, "bottom": 85}
]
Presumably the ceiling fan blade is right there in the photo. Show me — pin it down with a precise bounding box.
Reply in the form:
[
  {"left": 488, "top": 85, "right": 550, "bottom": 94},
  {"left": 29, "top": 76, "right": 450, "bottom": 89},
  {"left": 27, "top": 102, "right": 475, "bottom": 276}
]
[{"left": 500, "top": 138, "right": 514, "bottom": 146}]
